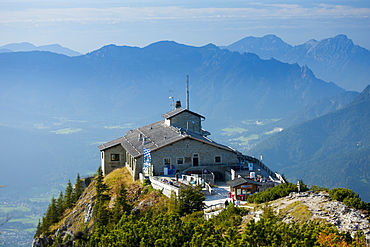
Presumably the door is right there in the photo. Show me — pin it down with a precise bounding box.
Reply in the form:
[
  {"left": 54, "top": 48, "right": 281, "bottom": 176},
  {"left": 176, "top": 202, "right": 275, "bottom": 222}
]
[{"left": 193, "top": 154, "right": 199, "bottom": 166}]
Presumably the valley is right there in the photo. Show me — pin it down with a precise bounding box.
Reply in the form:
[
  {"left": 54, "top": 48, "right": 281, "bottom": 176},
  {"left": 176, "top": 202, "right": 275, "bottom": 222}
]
[{"left": 0, "top": 34, "right": 369, "bottom": 245}]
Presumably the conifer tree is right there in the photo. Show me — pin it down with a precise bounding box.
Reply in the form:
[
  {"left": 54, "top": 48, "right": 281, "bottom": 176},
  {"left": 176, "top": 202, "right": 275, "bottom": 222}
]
[
  {"left": 72, "top": 173, "right": 83, "bottom": 203},
  {"left": 64, "top": 180, "right": 74, "bottom": 209},
  {"left": 56, "top": 191, "right": 65, "bottom": 219},
  {"left": 111, "top": 184, "right": 131, "bottom": 224},
  {"left": 177, "top": 185, "right": 205, "bottom": 216},
  {"left": 94, "top": 167, "right": 110, "bottom": 228}
]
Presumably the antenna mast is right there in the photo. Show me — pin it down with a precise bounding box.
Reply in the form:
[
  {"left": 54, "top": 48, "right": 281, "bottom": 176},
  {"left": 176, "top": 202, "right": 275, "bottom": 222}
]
[
  {"left": 169, "top": 89, "right": 175, "bottom": 109},
  {"left": 186, "top": 75, "right": 189, "bottom": 110}
]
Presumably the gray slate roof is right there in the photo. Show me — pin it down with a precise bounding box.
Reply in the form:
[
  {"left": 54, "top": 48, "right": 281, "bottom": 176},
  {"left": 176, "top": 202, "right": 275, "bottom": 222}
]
[
  {"left": 227, "top": 177, "right": 262, "bottom": 188},
  {"left": 98, "top": 119, "right": 239, "bottom": 158},
  {"left": 161, "top": 107, "right": 205, "bottom": 119}
]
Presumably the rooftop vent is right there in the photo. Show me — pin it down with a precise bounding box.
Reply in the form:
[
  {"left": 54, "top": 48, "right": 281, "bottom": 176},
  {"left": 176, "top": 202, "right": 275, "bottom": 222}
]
[{"left": 175, "top": 100, "right": 181, "bottom": 108}]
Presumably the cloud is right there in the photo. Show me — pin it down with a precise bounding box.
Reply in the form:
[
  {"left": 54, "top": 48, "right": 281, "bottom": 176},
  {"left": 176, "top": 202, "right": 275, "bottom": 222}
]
[{"left": 0, "top": 3, "right": 369, "bottom": 27}]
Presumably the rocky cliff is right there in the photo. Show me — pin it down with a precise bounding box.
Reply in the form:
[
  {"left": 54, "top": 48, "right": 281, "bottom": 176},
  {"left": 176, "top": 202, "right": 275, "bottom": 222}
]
[{"left": 252, "top": 191, "right": 370, "bottom": 240}]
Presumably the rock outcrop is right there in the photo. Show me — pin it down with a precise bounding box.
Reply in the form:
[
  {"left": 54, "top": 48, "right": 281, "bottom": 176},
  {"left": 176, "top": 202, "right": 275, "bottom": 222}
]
[{"left": 252, "top": 191, "right": 370, "bottom": 241}]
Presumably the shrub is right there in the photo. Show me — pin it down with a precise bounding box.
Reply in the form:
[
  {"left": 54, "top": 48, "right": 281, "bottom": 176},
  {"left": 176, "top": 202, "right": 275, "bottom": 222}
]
[{"left": 329, "top": 188, "right": 367, "bottom": 210}]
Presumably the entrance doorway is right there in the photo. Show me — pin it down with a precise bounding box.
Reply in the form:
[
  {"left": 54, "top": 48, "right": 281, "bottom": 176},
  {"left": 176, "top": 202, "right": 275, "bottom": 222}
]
[{"left": 193, "top": 154, "right": 199, "bottom": 166}]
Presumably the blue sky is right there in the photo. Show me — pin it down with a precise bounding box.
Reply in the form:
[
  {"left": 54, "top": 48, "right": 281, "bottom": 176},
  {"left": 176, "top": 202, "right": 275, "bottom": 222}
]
[{"left": 1, "top": 0, "right": 369, "bottom": 53}]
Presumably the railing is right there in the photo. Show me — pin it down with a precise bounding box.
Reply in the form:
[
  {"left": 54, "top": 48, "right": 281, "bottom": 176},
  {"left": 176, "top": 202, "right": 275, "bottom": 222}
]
[
  {"left": 204, "top": 202, "right": 226, "bottom": 220},
  {"left": 149, "top": 176, "right": 180, "bottom": 198},
  {"left": 204, "top": 182, "right": 213, "bottom": 195},
  {"left": 239, "top": 155, "right": 277, "bottom": 179}
]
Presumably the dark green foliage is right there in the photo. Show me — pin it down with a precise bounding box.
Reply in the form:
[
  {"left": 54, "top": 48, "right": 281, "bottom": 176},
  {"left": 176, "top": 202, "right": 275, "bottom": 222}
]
[
  {"left": 93, "top": 167, "right": 111, "bottom": 228},
  {"left": 310, "top": 185, "right": 330, "bottom": 192},
  {"left": 142, "top": 178, "right": 151, "bottom": 186},
  {"left": 35, "top": 174, "right": 87, "bottom": 237},
  {"left": 111, "top": 184, "right": 132, "bottom": 224},
  {"left": 72, "top": 173, "right": 83, "bottom": 202},
  {"left": 85, "top": 204, "right": 365, "bottom": 247},
  {"left": 210, "top": 204, "right": 246, "bottom": 230},
  {"left": 237, "top": 218, "right": 346, "bottom": 247},
  {"left": 173, "top": 185, "right": 205, "bottom": 216},
  {"left": 247, "top": 182, "right": 308, "bottom": 204},
  {"left": 63, "top": 180, "right": 74, "bottom": 209},
  {"left": 39, "top": 172, "right": 366, "bottom": 246},
  {"left": 329, "top": 188, "right": 368, "bottom": 210}
]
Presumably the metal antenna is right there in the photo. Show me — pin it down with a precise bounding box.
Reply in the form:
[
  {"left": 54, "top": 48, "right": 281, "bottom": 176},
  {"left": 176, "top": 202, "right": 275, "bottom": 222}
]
[
  {"left": 186, "top": 75, "right": 189, "bottom": 110},
  {"left": 169, "top": 89, "right": 175, "bottom": 109}
]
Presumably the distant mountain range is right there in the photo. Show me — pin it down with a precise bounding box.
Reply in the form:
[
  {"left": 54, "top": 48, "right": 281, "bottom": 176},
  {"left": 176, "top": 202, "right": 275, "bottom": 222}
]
[
  {"left": 224, "top": 34, "right": 370, "bottom": 92},
  {"left": 0, "top": 38, "right": 367, "bottom": 203},
  {"left": 0, "top": 41, "right": 344, "bottom": 126},
  {"left": 249, "top": 85, "right": 370, "bottom": 201},
  {"left": 0, "top": 42, "right": 81, "bottom": 56}
]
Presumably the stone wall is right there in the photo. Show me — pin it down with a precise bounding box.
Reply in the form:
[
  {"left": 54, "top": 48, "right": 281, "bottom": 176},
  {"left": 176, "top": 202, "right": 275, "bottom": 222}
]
[
  {"left": 149, "top": 176, "right": 179, "bottom": 198},
  {"left": 150, "top": 138, "right": 239, "bottom": 175},
  {"left": 101, "top": 145, "right": 125, "bottom": 175},
  {"left": 167, "top": 111, "right": 202, "bottom": 133}
]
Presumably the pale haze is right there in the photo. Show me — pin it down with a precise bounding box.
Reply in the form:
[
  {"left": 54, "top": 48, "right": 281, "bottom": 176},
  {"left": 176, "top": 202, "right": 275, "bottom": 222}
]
[{"left": 1, "top": 0, "right": 370, "bottom": 53}]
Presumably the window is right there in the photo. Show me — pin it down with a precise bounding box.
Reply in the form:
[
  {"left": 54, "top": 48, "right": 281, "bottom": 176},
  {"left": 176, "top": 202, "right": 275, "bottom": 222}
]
[
  {"left": 111, "top": 154, "right": 120, "bottom": 161},
  {"left": 177, "top": 157, "right": 184, "bottom": 165},
  {"left": 215, "top": 156, "right": 222, "bottom": 163},
  {"left": 164, "top": 158, "right": 171, "bottom": 165}
]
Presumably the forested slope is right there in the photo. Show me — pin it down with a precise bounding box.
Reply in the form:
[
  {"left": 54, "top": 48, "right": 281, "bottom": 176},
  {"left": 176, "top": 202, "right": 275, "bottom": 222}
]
[{"left": 33, "top": 167, "right": 369, "bottom": 246}]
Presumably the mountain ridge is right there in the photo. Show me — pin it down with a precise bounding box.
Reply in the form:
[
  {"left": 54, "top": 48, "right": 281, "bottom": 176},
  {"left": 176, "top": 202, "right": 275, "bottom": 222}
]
[
  {"left": 0, "top": 42, "right": 81, "bottom": 57},
  {"left": 225, "top": 34, "right": 370, "bottom": 92},
  {"left": 248, "top": 84, "right": 370, "bottom": 201}
]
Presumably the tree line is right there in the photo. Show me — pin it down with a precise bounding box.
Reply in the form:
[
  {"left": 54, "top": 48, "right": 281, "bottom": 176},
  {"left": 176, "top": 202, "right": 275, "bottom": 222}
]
[
  {"left": 36, "top": 168, "right": 368, "bottom": 246},
  {"left": 35, "top": 174, "right": 84, "bottom": 237}
]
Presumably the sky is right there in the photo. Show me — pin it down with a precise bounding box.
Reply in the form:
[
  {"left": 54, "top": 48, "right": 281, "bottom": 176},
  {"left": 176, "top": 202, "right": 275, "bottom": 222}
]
[{"left": 1, "top": 0, "right": 370, "bottom": 53}]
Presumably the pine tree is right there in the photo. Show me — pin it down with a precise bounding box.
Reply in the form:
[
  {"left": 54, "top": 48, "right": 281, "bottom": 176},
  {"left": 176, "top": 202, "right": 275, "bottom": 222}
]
[
  {"left": 94, "top": 167, "right": 110, "bottom": 228},
  {"left": 72, "top": 173, "right": 83, "bottom": 203},
  {"left": 111, "top": 184, "right": 131, "bottom": 224},
  {"left": 64, "top": 180, "right": 74, "bottom": 209},
  {"left": 177, "top": 185, "right": 205, "bottom": 216},
  {"left": 56, "top": 191, "right": 65, "bottom": 219}
]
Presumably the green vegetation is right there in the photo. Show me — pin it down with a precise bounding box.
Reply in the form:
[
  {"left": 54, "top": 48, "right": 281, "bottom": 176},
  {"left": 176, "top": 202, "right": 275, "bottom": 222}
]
[
  {"left": 232, "top": 134, "right": 259, "bottom": 145},
  {"left": 35, "top": 174, "right": 85, "bottom": 237},
  {"left": 87, "top": 207, "right": 364, "bottom": 247},
  {"left": 36, "top": 170, "right": 368, "bottom": 247},
  {"left": 169, "top": 184, "right": 205, "bottom": 216},
  {"left": 9, "top": 216, "right": 39, "bottom": 225},
  {"left": 0, "top": 205, "right": 31, "bottom": 213},
  {"left": 222, "top": 127, "right": 248, "bottom": 134},
  {"left": 329, "top": 188, "right": 370, "bottom": 210},
  {"left": 247, "top": 182, "right": 308, "bottom": 204}
]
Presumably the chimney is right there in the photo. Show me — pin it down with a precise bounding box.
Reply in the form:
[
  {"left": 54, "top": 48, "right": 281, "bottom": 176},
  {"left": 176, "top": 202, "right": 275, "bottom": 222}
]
[{"left": 175, "top": 100, "right": 182, "bottom": 108}]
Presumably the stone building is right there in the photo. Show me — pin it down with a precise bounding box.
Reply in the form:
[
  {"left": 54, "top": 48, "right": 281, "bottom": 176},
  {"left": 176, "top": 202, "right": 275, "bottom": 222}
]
[{"left": 98, "top": 102, "right": 278, "bottom": 181}]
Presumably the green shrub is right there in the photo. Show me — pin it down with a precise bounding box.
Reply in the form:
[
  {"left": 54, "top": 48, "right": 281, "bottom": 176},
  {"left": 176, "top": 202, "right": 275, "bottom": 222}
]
[
  {"left": 247, "top": 182, "right": 308, "bottom": 204},
  {"left": 329, "top": 188, "right": 367, "bottom": 210}
]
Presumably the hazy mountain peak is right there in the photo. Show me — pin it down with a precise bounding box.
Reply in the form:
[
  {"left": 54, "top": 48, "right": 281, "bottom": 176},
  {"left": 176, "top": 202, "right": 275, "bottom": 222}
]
[
  {"left": 1, "top": 42, "right": 36, "bottom": 51},
  {"left": 315, "top": 34, "right": 354, "bottom": 50},
  {"left": 0, "top": 42, "right": 81, "bottom": 56},
  {"left": 145, "top": 40, "right": 181, "bottom": 48},
  {"left": 224, "top": 34, "right": 370, "bottom": 92},
  {"left": 261, "top": 34, "right": 283, "bottom": 42}
]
